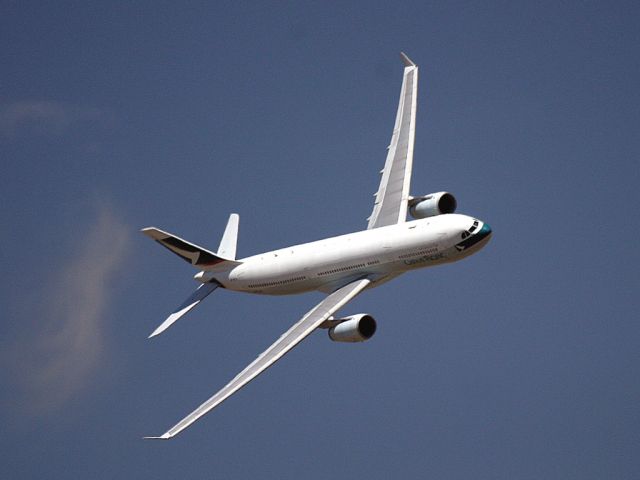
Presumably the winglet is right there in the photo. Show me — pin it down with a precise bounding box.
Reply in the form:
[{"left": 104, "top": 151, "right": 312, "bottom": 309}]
[
  {"left": 143, "top": 434, "right": 171, "bottom": 440},
  {"left": 400, "top": 52, "right": 416, "bottom": 67}
]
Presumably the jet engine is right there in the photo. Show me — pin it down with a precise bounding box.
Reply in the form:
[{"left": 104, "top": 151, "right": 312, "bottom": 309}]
[
  {"left": 327, "top": 314, "right": 377, "bottom": 343},
  {"left": 409, "top": 191, "right": 457, "bottom": 219}
]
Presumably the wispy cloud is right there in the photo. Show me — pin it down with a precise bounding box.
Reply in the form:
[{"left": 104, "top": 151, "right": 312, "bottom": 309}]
[
  {"left": 8, "top": 205, "right": 130, "bottom": 414},
  {"left": 0, "top": 100, "right": 105, "bottom": 137}
]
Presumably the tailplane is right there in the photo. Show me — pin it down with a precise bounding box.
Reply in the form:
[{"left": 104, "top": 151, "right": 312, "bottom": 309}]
[
  {"left": 148, "top": 282, "right": 219, "bottom": 338},
  {"left": 141, "top": 214, "right": 242, "bottom": 337},
  {"left": 141, "top": 215, "right": 241, "bottom": 270}
]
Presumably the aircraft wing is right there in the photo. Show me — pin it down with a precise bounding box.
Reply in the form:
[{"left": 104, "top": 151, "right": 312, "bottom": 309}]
[
  {"left": 367, "top": 52, "right": 418, "bottom": 230},
  {"left": 145, "top": 277, "right": 371, "bottom": 439}
]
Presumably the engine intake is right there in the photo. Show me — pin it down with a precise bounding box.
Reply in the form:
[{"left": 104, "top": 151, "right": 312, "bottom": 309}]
[
  {"left": 328, "top": 314, "right": 377, "bottom": 343},
  {"left": 409, "top": 191, "right": 457, "bottom": 219}
]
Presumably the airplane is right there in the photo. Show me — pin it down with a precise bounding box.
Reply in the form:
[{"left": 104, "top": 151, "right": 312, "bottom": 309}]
[{"left": 143, "top": 53, "right": 492, "bottom": 439}]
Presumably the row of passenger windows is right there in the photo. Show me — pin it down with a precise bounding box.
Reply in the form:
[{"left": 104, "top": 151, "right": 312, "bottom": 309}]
[
  {"left": 398, "top": 247, "right": 438, "bottom": 259},
  {"left": 248, "top": 276, "right": 307, "bottom": 288},
  {"left": 250, "top": 259, "right": 382, "bottom": 286},
  {"left": 318, "top": 263, "right": 367, "bottom": 276}
]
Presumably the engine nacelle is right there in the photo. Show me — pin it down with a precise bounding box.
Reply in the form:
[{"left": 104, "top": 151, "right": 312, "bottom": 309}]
[
  {"left": 409, "top": 191, "right": 457, "bottom": 219},
  {"left": 328, "top": 314, "right": 377, "bottom": 343}
]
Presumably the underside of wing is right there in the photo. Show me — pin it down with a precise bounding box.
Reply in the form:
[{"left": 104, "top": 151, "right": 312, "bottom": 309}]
[
  {"left": 367, "top": 53, "right": 418, "bottom": 230},
  {"left": 146, "top": 278, "right": 371, "bottom": 439}
]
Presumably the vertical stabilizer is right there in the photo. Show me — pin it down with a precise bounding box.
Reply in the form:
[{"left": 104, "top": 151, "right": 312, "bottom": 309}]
[{"left": 218, "top": 213, "right": 239, "bottom": 260}]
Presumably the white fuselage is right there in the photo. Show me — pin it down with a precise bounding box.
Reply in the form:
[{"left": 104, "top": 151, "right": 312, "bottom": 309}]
[{"left": 201, "top": 213, "right": 491, "bottom": 295}]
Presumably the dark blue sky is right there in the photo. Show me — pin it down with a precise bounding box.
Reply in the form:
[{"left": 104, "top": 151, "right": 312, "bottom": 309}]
[{"left": 1, "top": 1, "right": 639, "bottom": 478}]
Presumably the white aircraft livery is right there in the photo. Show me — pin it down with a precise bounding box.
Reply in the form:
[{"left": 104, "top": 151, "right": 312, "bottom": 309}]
[{"left": 143, "top": 53, "right": 492, "bottom": 439}]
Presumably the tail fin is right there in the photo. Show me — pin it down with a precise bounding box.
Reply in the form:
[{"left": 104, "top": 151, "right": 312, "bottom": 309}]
[
  {"left": 217, "top": 213, "right": 239, "bottom": 260},
  {"left": 141, "top": 227, "right": 241, "bottom": 270}
]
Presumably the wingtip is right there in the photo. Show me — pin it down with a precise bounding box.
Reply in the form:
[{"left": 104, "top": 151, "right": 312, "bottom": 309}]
[
  {"left": 400, "top": 52, "right": 416, "bottom": 67},
  {"left": 143, "top": 434, "right": 171, "bottom": 440}
]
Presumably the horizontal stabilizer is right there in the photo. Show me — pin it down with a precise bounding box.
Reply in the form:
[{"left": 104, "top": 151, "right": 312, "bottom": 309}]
[
  {"left": 141, "top": 227, "right": 241, "bottom": 270},
  {"left": 149, "top": 282, "right": 219, "bottom": 338}
]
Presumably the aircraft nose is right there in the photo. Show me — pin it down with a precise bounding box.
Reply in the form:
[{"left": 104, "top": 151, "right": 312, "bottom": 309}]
[{"left": 478, "top": 222, "right": 492, "bottom": 239}]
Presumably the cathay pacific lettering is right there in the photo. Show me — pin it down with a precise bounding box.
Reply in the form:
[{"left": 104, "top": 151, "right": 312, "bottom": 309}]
[{"left": 404, "top": 252, "right": 444, "bottom": 265}]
